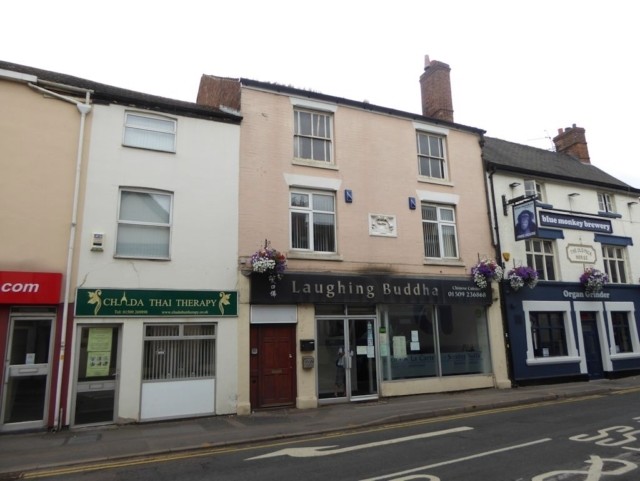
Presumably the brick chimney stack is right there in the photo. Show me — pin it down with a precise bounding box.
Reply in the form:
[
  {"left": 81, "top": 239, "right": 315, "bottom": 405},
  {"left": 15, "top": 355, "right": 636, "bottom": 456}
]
[
  {"left": 553, "top": 124, "right": 590, "bottom": 164},
  {"left": 419, "top": 55, "right": 454, "bottom": 122},
  {"left": 197, "top": 74, "right": 242, "bottom": 112}
]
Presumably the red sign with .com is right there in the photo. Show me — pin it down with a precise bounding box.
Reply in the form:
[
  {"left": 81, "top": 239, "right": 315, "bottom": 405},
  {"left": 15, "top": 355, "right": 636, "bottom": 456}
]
[{"left": 0, "top": 271, "right": 63, "bottom": 304}]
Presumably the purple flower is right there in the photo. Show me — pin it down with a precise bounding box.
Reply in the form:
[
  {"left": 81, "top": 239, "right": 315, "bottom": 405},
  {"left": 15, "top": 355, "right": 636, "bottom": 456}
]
[
  {"left": 580, "top": 267, "right": 608, "bottom": 293},
  {"left": 471, "top": 259, "right": 503, "bottom": 288},
  {"left": 507, "top": 265, "right": 539, "bottom": 290}
]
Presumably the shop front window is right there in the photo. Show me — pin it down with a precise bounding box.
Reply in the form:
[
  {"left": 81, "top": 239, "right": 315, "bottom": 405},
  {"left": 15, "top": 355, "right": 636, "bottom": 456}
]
[
  {"left": 611, "top": 312, "right": 633, "bottom": 354},
  {"left": 530, "top": 312, "right": 568, "bottom": 357},
  {"left": 379, "top": 304, "right": 491, "bottom": 380}
]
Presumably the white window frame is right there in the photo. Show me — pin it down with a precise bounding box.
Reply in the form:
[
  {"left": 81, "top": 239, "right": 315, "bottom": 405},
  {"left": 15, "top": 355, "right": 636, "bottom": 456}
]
[
  {"left": 524, "top": 179, "right": 543, "bottom": 201},
  {"left": 123, "top": 111, "right": 177, "bottom": 153},
  {"left": 606, "top": 302, "right": 640, "bottom": 360},
  {"left": 523, "top": 301, "right": 580, "bottom": 365},
  {"left": 289, "top": 189, "right": 337, "bottom": 254},
  {"left": 293, "top": 108, "right": 333, "bottom": 164},
  {"left": 598, "top": 192, "right": 616, "bottom": 213},
  {"left": 115, "top": 188, "right": 173, "bottom": 260},
  {"left": 142, "top": 323, "right": 216, "bottom": 381},
  {"left": 421, "top": 203, "right": 459, "bottom": 259},
  {"left": 602, "top": 245, "right": 628, "bottom": 283},
  {"left": 525, "top": 239, "right": 556, "bottom": 280},
  {"left": 416, "top": 131, "right": 447, "bottom": 180}
]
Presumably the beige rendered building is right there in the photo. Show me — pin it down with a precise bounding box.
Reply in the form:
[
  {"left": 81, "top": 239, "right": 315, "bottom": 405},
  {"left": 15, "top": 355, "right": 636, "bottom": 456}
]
[
  {"left": 198, "top": 56, "right": 511, "bottom": 415},
  {"left": 0, "top": 63, "right": 92, "bottom": 432},
  {"left": 1, "top": 60, "right": 243, "bottom": 433}
]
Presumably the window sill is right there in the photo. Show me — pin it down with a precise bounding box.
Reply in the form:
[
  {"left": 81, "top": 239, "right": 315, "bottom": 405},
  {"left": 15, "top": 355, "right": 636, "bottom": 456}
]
[
  {"left": 526, "top": 355, "right": 581, "bottom": 366},
  {"left": 122, "top": 144, "right": 176, "bottom": 154},
  {"left": 417, "top": 176, "right": 454, "bottom": 187},
  {"left": 292, "top": 159, "right": 338, "bottom": 170},
  {"left": 423, "top": 258, "right": 465, "bottom": 267},
  {"left": 610, "top": 352, "right": 640, "bottom": 360},
  {"left": 114, "top": 255, "right": 171, "bottom": 261},
  {"left": 598, "top": 211, "right": 622, "bottom": 219},
  {"left": 287, "top": 251, "right": 343, "bottom": 261}
]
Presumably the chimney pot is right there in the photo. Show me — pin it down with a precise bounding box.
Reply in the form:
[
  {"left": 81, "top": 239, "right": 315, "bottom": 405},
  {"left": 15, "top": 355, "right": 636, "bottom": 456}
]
[{"left": 552, "top": 124, "right": 590, "bottom": 164}]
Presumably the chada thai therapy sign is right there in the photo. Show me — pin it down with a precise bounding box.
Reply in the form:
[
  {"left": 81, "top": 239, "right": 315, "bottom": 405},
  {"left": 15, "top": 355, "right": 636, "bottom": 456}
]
[{"left": 75, "top": 288, "right": 237, "bottom": 317}]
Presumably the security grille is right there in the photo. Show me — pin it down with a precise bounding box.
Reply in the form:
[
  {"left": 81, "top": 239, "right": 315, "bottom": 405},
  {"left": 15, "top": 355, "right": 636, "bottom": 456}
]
[{"left": 143, "top": 324, "right": 216, "bottom": 381}]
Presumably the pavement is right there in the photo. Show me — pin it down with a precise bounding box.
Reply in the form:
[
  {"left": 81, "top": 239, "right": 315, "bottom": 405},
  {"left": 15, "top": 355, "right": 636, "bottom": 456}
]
[{"left": 1, "top": 375, "right": 640, "bottom": 477}]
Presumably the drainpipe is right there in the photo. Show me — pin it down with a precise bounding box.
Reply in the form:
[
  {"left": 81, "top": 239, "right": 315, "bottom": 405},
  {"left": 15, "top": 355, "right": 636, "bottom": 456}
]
[
  {"left": 486, "top": 166, "right": 515, "bottom": 387},
  {"left": 28, "top": 81, "right": 92, "bottom": 430}
]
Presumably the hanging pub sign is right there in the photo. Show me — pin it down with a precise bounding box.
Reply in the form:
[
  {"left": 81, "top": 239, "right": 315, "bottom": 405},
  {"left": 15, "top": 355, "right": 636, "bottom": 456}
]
[
  {"left": 513, "top": 200, "right": 538, "bottom": 241},
  {"left": 75, "top": 288, "right": 237, "bottom": 317}
]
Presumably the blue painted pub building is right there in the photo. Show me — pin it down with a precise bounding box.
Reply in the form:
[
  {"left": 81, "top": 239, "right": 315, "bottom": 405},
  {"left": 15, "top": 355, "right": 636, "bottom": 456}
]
[{"left": 483, "top": 127, "right": 640, "bottom": 385}]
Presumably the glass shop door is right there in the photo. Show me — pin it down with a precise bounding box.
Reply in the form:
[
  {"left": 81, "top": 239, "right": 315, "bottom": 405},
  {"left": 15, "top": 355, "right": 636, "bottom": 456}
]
[
  {"left": 73, "top": 325, "right": 120, "bottom": 426},
  {"left": 317, "top": 317, "right": 378, "bottom": 402},
  {"left": 1, "top": 317, "right": 54, "bottom": 432}
]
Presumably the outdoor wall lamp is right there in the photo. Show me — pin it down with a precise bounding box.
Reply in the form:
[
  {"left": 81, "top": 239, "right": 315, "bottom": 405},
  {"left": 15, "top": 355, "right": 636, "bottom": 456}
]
[
  {"left": 568, "top": 193, "right": 580, "bottom": 197},
  {"left": 509, "top": 182, "right": 521, "bottom": 188},
  {"left": 628, "top": 201, "right": 638, "bottom": 206}
]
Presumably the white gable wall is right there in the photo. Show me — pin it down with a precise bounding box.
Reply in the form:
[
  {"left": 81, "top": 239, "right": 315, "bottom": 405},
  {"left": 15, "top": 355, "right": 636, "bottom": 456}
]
[{"left": 73, "top": 103, "right": 240, "bottom": 421}]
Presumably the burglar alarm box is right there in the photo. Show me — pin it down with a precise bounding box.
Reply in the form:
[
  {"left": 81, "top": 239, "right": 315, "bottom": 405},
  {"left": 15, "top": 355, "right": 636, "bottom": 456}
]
[
  {"left": 91, "top": 232, "right": 104, "bottom": 251},
  {"left": 300, "top": 339, "right": 315, "bottom": 352}
]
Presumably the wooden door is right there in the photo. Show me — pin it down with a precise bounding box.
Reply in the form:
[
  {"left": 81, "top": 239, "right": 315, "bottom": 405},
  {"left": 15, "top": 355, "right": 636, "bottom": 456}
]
[
  {"left": 250, "top": 325, "right": 296, "bottom": 409},
  {"left": 580, "top": 313, "right": 604, "bottom": 379}
]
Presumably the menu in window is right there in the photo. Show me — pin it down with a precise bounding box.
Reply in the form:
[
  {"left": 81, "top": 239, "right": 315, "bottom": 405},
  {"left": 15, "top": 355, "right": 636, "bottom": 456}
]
[{"left": 86, "top": 327, "right": 112, "bottom": 377}]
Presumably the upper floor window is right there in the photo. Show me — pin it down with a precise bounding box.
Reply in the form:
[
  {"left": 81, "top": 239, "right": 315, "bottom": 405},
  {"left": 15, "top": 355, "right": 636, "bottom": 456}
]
[
  {"left": 417, "top": 132, "right": 446, "bottom": 179},
  {"left": 525, "top": 239, "right": 556, "bottom": 280},
  {"left": 123, "top": 112, "right": 176, "bottom": 152},
  {"left": 116, "top": 188, "right": 172, "bottom": 259},
  {"left": 293, "top": 109, "right": 333, "bottom": 163},
  {"left": 602, "top": 245, "right": 627, "bottom": 283},
  {"left": 290, "top": 190, "right": 336, "bottom": 253},
  {"left": 524, "top": 179, "right": 543, "bottom": 201},
  {"left": 598, "top": 192, "right": 615, "bottom": 213},
  {"left": 421, "top": 204, "right": 458, "bottom": 259}
]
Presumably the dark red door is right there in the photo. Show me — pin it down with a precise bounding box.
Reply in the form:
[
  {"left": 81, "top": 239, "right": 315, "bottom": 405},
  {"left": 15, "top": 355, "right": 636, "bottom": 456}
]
[{"left": 250, "top": 325, "right": 296, "bottom": 408}]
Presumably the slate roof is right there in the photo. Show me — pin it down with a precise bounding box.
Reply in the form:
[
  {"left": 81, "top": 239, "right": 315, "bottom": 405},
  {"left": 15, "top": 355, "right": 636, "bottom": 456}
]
[
  {"left": 0, "top": 60, "right": 241, "bottom": 124},
  {"left": 239, "top": 77, "right": 486, "bottom": 136},
  {"left": 483, "top": 136, "right": 639, "bottom": 194}
]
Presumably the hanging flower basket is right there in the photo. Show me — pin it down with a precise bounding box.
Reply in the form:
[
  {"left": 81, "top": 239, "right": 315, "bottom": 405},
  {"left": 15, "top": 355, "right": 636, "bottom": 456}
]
[
  {"left": 471, "top": 258, "right": 503, "bottom": 289},
  {"left": 506, "top": 265, "right": 539, "bottom": 291},
  {"left": 579, "top": 267, "right": 608, "bottom": 294},
  {"left": 251, "top": 241, "right": 287, "bottom": 297}
]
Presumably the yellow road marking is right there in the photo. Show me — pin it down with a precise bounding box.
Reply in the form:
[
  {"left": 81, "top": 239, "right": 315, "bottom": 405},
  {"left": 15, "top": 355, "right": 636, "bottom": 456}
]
[{"left": 18, "top": 392, "right": 625, "bottom": 479}]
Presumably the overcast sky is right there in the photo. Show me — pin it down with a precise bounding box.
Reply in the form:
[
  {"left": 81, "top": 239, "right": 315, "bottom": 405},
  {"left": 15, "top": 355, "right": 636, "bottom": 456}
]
[{"left": 4, "top": 1, "right": 639, "bottom": 188}]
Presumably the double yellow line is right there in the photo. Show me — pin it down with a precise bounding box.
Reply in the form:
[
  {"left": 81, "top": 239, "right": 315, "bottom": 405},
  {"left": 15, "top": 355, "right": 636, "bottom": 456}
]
[{"left": 15, "top": 390, "right": 635, "bottom": 479}]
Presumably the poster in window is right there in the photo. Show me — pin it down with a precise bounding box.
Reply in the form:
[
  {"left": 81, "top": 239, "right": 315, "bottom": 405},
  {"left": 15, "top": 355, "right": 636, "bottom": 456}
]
[
  {"left": 392, "top": 336, "right": 407, "bottom": 358},
  {"left": 513, "top": 200, "right": 538, "bottom": 241},
  {"left": 86, "top": 327, "right": 112, "bottom": 377}
]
